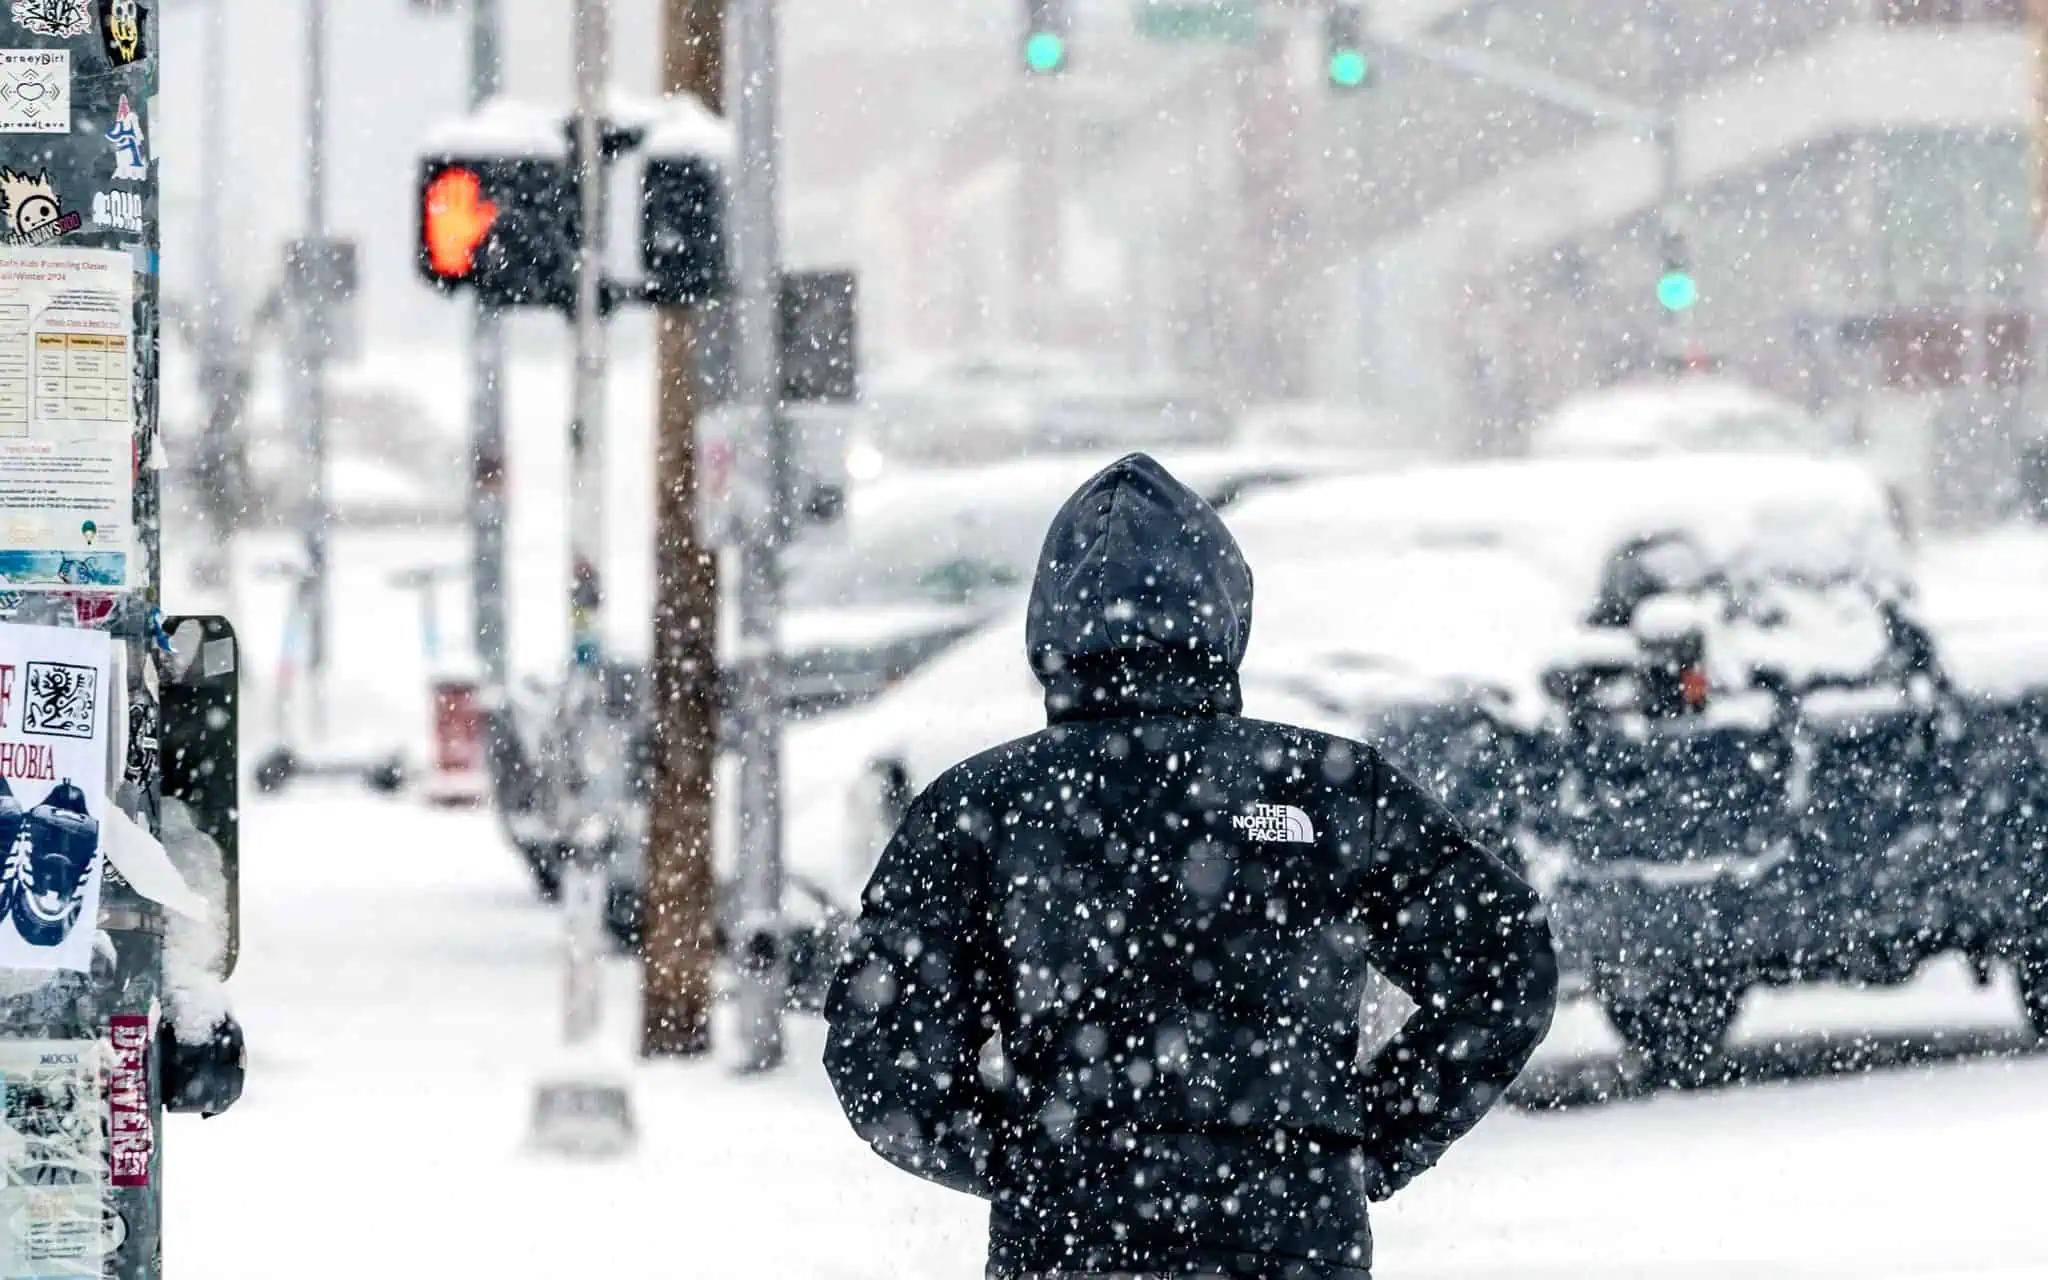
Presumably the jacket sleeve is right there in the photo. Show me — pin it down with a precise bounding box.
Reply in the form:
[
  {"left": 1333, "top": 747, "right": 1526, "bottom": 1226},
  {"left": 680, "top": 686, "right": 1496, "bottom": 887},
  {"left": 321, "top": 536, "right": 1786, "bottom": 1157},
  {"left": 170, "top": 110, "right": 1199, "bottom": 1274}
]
[
  {"left": 1352, "top": 754, "right": 1559, "bottom": 1199},
  {"left": 823, "top": 787, "right": 1002, "bottom": 1199}
]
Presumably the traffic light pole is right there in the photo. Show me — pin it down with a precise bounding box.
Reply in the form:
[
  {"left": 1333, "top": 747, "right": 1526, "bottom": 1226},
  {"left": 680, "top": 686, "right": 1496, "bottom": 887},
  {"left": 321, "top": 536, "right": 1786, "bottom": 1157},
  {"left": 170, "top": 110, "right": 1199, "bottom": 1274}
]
[
  {"left": 731, "top": 0, "right": 790, "bottom": 1073},
  {"left": 295, "top": 0, "right": 334, "bottom": 740},
  {"left": 469, "top": 0, "right": 509, "bottom": 690},
  {"left": 562, "top": 0, "right": 615, "bottom": 1049},
  {"left": 196, "top": 0, "right": 242, "bottom": 601}
]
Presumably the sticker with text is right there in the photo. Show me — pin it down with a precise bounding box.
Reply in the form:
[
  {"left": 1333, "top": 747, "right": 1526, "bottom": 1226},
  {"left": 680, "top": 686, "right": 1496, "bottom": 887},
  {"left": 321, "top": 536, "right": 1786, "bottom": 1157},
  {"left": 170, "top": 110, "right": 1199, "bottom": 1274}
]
[
  {"left": 1, "top": 167, "right": 80, "bottom": 245},
  {"left": 0, "top": 47, "right": 66, "bottom": 132}
]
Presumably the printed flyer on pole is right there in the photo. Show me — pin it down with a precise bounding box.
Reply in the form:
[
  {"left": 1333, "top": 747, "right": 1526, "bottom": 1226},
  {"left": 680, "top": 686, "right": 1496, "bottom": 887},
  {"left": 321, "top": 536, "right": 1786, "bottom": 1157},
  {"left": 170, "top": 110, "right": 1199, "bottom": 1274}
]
[
  {"left": 0, "top": 619, "right": 110, "bottom": 973},
  {"left": 0, "top": 247, "right": 134, "bottom": 592},
  {"left": 0, "top": 1038, "right": 104, "bottom": 1280}
]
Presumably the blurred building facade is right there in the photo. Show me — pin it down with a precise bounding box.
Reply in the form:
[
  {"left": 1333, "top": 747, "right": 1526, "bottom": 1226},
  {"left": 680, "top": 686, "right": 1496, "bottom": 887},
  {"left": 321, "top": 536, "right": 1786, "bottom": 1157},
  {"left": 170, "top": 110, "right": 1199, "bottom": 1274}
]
[
  {"left": 1318, "top": 0, "right": 2035, "bottom": 528},
  {"left": 832, "top": 1, "right": 2037, "bottom": 526}
]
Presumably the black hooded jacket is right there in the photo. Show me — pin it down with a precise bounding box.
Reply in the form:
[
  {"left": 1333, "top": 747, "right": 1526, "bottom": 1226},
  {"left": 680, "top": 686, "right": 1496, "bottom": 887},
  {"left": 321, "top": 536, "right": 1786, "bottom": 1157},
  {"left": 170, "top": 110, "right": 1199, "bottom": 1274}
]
[{"left": 825, "top": 454, "right": 1558, "bottom": 1279}]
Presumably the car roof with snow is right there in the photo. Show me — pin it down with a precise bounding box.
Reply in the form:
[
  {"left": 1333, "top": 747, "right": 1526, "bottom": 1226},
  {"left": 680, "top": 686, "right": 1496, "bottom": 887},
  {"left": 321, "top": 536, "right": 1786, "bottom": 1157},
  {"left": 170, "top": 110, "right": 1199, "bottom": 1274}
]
[{"left": 1221, "top": 453, "right": 1907, "bottom": 717}]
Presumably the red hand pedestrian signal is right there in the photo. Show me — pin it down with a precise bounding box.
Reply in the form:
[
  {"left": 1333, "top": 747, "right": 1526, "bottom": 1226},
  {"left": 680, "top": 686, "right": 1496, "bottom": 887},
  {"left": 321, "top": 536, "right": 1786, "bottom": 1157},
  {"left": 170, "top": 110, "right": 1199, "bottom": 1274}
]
[{"left": 423, "top": 167, "right": 499, "bottom": 280}]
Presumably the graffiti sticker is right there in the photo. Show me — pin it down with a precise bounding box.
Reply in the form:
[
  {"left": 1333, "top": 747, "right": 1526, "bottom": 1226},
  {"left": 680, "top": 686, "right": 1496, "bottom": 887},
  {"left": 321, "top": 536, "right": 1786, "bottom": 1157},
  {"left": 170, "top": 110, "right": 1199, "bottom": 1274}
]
[
  {"left": 88, "top": 188, "right": 138, "bottom": 235},
  {"left": 105, "top": 94, "right": 142, "bottom": 181},
  {"left": 0, "top": 169, "right": 81, "bottom": 246},
  {"left": 0, "top": 49, "right": 67, "bottom": 133},
  {"left": 98, "top": 0, "right": 141, "bottom": 68},
  {"left": 8, "top": 0, "right": 90, "bottom": 40}
]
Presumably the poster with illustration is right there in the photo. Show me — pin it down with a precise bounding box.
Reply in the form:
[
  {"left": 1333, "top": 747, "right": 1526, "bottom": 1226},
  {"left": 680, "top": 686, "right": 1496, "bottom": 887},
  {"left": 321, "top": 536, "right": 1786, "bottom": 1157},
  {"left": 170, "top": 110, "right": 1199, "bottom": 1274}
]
[{"left": 0, "top": 621, "right": 108, "bottom": 972}]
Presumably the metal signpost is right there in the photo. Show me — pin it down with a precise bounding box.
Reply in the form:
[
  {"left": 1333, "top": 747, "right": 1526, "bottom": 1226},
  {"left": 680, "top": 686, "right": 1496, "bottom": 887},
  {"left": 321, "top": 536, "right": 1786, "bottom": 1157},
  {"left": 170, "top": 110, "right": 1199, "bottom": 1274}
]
[{"left": 729, "top": 0, "right": 789, "bottom": 1074}]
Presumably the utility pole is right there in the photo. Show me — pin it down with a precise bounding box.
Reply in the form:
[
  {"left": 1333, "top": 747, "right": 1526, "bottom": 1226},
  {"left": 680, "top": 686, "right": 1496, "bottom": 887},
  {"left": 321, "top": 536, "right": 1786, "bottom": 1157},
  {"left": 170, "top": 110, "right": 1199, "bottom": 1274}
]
[
  {"left": 731, "top": 0, "right": 789, "bottom": 1071},
  {"left": 295, "top": 0, "right": 334, "bottom": 738},
  {"left": 642, "top": 0, "right": 725, "bottom": 1059},
  {"left": 469, "top": 0, "right": 508, "bottom": 687}
]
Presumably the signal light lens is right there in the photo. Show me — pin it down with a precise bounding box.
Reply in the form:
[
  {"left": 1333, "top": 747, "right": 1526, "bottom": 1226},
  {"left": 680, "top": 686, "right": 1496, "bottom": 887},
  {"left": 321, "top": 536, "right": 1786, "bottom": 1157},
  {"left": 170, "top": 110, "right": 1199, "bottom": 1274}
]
[
  {"left": 1024, "top": 30, "right": 1067, "bottom": 74},
  {"left": 423, "top": 166, "right": 500, "bottom": 280},
  {"left": 1657, "top": 270, "right": 1699, "bottom": 313},
  {"left": 1329, "top": 49, "right": 1369, "bottom": 88}
]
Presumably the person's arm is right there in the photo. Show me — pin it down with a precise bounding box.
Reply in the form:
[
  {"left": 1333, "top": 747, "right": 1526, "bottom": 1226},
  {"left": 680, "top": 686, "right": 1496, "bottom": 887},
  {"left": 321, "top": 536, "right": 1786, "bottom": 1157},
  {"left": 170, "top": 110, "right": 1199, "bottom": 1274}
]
[
  {"left": 824, "top": 788, "right": 1002, "bottom": 1199},
  {"left": 1353, "top": 754, "right": 1558, "bottom": 1199}
]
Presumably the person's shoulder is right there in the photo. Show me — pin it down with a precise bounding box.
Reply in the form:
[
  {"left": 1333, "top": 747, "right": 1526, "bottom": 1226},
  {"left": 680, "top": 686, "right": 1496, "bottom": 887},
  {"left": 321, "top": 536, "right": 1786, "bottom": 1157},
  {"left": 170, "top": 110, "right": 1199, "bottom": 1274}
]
[
  {"left": 1227, "top": 714, "right": 1389, "bottom": 775},
  {"left": 916, "top": 727, "right": 1067, "bottom": 808}
]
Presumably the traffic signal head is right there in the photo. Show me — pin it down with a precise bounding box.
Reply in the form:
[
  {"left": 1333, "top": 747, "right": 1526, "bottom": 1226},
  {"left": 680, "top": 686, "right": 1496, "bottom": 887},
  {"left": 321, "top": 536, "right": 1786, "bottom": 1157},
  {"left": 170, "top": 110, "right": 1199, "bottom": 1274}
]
[
  {"left": 1024, "top": 0, "right": 1069, "bottom": 75},
  {"left": 417, "top": 156, "right": 579, "bottom": 309},
  {"left": 641, "top": 155, "right": 728, "bottom": 307},
  {"left": 1326, "top": 3, "right": 1369, "bottom": 91}
]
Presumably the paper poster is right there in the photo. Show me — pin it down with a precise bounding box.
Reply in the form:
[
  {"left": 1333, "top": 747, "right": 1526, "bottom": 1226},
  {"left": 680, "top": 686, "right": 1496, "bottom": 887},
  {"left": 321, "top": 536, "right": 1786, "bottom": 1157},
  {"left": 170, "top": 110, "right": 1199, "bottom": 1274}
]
[
  {"left": 0, "top": 248, "right": 132, "bottom": 591},
  {"left": 0, "top": 621, "right": 110, "bottom": 973},
  {"left": 0, "top": 1039, "right": 103, "bottom": 1280}
]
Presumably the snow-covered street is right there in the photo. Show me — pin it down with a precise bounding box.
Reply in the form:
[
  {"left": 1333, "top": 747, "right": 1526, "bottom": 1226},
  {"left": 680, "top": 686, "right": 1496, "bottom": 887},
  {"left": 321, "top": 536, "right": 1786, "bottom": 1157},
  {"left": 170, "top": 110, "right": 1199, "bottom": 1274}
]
[{"left": 169, "top": 784, "right": 2048, "bottom": 1279}]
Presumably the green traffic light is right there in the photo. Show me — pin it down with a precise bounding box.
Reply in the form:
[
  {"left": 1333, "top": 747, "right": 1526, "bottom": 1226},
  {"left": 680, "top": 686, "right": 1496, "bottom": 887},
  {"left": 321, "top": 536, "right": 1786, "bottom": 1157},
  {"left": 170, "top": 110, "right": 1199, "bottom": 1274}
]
[
  {"left": 1657, "top": 270, "right": 1699, "bottom": 312},
  {"left": 1329, "top": 48, "right": 1369, "bottom": 88},
  {"left": 1025, "top": 30, "right": 1067, "bottom": 74}
]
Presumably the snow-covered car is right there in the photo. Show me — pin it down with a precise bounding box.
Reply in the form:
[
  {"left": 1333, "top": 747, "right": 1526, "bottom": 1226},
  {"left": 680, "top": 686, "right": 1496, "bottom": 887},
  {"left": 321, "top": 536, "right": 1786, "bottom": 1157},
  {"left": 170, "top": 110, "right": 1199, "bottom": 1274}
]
[{"left": 1227, "top": 453, "right": 2048, "bottom": 1071}]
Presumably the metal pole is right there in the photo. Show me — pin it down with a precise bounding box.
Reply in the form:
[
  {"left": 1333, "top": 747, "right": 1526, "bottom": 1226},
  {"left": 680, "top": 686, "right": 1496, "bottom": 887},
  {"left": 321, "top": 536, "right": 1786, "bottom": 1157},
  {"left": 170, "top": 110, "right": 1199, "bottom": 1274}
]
[
  {"left": 731, "top": 0, "right": 788, "bottom": 1071},
  {"left": 1652, "top": 1, "right": 1686, "bottom": 367},
  {"left": 195, "top": 0, "right": 237, "bottom": 598},
  {"left": 469, "top": 0, "right": 508, "bottom": 688},
  {"left": 561, "top": 0, "right": 613, "bottom": 1047},
  {"left": 300, "top": 0, "right": 332, "bottom": 740}
]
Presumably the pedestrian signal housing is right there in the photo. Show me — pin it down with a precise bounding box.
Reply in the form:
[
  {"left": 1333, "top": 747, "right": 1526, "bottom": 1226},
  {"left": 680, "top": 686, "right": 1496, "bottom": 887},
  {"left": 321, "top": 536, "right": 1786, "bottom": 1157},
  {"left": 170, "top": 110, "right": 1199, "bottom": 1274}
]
[{"left": 417, "top": 156, "right": 580, "bottom": 309}]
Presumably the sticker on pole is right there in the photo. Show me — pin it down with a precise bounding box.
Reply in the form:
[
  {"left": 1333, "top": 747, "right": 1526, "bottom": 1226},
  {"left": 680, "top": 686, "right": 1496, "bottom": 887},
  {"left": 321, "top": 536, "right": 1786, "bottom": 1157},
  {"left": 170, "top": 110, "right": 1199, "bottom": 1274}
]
[
  {"left": 7, "top": 1, "right": 88, "bottom": 40},
  {"left": 0, "top": 621, "right": 110, "bottom": 972},
  {"left": 0, "top": 247, "right": 134, "bottom": 590},
  {"left": 0, "top": 50, "right": 67, "bottom": 134},
  {"left": 0, "top": 1038, "right": 104, "bottom": 1279},
  {"left": 104, "top": 1016, "right": 148, "bottom": 1188}
]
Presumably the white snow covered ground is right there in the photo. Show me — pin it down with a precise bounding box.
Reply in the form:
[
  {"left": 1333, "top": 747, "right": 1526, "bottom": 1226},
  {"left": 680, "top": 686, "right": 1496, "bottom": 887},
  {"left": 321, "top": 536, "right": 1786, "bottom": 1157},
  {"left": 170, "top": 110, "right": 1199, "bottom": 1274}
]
[{"left": 165, "top": 782, "right": 2048, "bottom": 1279}]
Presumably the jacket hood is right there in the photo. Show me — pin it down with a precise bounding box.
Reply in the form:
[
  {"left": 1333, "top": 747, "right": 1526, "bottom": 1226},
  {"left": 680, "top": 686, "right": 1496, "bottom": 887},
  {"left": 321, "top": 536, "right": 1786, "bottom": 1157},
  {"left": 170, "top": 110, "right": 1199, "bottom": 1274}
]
[{"left": 1027, "top": 453, "right": 1254, "bottom": 722}]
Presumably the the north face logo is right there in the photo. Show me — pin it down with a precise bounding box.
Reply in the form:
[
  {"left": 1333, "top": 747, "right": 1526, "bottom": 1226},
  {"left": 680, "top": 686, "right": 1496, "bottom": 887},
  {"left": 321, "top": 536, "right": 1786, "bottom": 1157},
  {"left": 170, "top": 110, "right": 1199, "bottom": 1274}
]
[{"left": 1232, "top": 803, "right": 1316, "bottom": 844}]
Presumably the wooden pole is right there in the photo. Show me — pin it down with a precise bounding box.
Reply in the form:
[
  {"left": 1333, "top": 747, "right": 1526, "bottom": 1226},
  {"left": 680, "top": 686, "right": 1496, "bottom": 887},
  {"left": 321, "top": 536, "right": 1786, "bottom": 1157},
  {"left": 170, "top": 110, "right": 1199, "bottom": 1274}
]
[{"left": 642, "top": 0, "right": 726, "bottom": 1058}]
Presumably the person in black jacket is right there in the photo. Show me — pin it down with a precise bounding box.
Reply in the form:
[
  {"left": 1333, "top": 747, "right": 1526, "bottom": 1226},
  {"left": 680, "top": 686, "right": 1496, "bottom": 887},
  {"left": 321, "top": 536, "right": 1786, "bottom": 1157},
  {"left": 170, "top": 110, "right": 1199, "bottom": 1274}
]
[{"left": 825, "top": 453, "right": 1558, "bottom": 1280}]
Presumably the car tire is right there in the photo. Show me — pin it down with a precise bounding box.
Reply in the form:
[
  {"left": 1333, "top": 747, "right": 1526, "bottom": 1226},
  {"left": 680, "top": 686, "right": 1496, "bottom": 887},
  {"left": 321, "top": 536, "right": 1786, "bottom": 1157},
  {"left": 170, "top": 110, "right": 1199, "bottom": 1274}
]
[
  {"left": 2019, "top": 943, "right": 2048, "bottom": 1041},
  {"left": 1602, "top": 974, "right": 1742, "bottom": 1082}
]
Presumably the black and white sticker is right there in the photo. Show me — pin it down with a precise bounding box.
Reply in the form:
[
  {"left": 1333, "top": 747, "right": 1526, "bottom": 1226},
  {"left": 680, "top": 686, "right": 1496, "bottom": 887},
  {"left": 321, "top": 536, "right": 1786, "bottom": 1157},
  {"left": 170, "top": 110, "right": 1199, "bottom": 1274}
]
[
  {"left": 91, "top": 187, "right": 141, "bottom": 234},
  {"left": 0, "top": 47, "right": 66, "bottom": 132},
  {"left": 9, "top": 0, "right": 90, "bottom": 39}
]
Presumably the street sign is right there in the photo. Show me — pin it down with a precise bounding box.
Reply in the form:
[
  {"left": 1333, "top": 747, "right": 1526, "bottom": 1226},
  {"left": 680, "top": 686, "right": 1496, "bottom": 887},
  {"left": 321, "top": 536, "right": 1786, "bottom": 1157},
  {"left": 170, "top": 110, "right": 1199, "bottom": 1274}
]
[{"left": 1133, "top": 0, "right": 1259, "bottom": 42}]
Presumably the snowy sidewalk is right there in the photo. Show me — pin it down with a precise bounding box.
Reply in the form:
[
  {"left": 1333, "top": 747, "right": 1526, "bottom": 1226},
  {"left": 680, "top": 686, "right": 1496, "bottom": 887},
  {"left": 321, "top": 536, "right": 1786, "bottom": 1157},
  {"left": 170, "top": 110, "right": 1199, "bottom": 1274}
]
[{"left": 173, "top": 789, "right": 2048, "bottom": 1279}]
